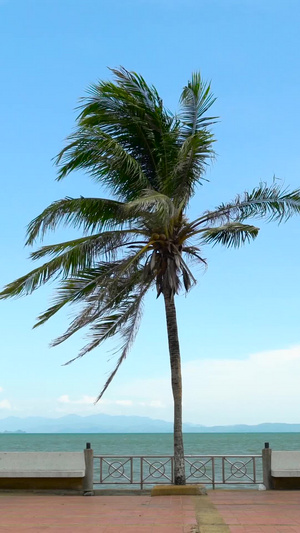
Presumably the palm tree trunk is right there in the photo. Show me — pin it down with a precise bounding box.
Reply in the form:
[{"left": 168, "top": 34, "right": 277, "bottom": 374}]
[{"left": 163, "top": 291, "right": 186, "bottom": 485}]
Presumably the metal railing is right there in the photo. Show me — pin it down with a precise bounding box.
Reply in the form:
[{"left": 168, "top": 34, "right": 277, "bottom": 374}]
[{"left": 93, "top": 454, "right": 262, "bottom": 489}]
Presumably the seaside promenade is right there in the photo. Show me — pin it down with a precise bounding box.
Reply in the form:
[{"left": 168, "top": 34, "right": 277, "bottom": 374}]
[{"left": 1, "top": 490, "right": 300, "bottom": 532}]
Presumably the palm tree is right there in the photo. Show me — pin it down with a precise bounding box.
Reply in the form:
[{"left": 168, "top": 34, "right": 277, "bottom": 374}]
[{"left": 1, "top": 68, "right": 300, "bottom": 485}]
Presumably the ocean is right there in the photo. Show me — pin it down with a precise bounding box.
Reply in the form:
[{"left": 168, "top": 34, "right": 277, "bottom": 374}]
[{"left": 1, "top": 432, "right": 299, "bottom": 454}]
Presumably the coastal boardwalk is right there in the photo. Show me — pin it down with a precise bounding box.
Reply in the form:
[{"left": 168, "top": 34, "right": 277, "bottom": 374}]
[{"left": 1, "top": 490, "right": 300, "bottom": 532}]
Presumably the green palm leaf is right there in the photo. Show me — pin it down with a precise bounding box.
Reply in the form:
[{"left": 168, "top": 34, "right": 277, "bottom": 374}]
[
  {"left": 57, "top": 68, "right": 179, "bottom": 197},
  {"left": 171, "top": 130, "right": 215, "bottom": 203},
  {"left": 47, "top": 259, "right": 149, "bottom": 346},
  {"left": 0, "top": 231, "right": 141, "bottom": 298},
  {"left": 179, "top": 72, "right": 217, "bottom": 137},
  {"left": 56, "top": 130, "right": 150, "bottom": 200},
  {"left": 194, "top": 182, "right": 300, "bottom": 228},
  {"left": 200, "top": 222, "right": 259, "bottom": 248},
  {"left": 26, "top": 197, "right": 131, "bottom": 245},
  {"left": 33, "top": 261, "right": 133, "bottom": 327}
]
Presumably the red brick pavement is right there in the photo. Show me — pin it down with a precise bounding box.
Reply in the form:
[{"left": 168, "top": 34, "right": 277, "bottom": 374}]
[
  {"left": 0, "top": 493, "right": 198, "bottom": 532},
  {"left": 209, "top": 490, "right": 300, "bottom": 532},
  {"left": 1, "top": 491, "right": 300, "bottom": 532}
]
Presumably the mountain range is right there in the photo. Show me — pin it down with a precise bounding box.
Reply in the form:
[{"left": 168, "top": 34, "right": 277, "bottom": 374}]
[{"left": 1, "top": 414, "right": 300, "bottom": 433}]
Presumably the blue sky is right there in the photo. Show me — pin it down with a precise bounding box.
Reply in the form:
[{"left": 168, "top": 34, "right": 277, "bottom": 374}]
[{"left": 0, "top": 0, "right": 300, "bottom": 425}]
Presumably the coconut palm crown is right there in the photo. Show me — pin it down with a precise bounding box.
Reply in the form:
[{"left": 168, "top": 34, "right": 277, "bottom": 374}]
[{"left": 1, "top": 68, "right": 300, "bottom": 484}]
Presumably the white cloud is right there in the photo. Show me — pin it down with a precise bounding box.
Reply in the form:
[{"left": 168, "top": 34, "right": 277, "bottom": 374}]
[
  {"left": 56, "top": 395, "right": 136, "bottom": 415},
  {"left": 180, "top": 345, "right": 300, "bottom": 425},
  {"left": 115, "top": 400, "right": 133, "bottom": 406},
  {"left": 0, "top": 399, "right": 11, "bottom": 410},
  {"left": 58, "top": 395, "right": 95, "bottom": 405},
  {"left": 149, "top": 400, "right": 165, "bottom": 408},
  {"left": 138, "top": 400, "right": 166, "bottom": 408},
  {"left": 58, "top": 395, "right": 135, "bottom": 407},
  {"left": 0, "top": 389, "right": 12, "bottom": 410},
  {"left": 54, "top": 346, "right": 300, "bottom": 425},
  {"left": 111, "top": 345, "right": 300, "bottom": 426}
]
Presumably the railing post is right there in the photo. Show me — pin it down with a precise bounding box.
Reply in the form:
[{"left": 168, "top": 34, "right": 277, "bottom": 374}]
[
  {"left": 222, "top": 457, "right": 225, "bottom": 484},
  {"left": 212, "top": 457, "right": 215, "bottom": 490},
  {"left": 140, "top": 457, "right": 143, "bottom": 490},
  {"left": 262, "top": 443, "right": 273, "bottom": 490},
  {"left": 83, "top": 442, "right": 94, "bottom": 495}
]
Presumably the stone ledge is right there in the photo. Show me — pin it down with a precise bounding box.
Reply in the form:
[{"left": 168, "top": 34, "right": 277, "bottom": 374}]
[
  {"left": 0, "top": 471, "right": 85, "bottom": 478},
  {"left": 151, "top": 484, "right": 207, "bottom": 496},
  {"left": 272, "top": 470, "right": 300, "bottom": 477}
]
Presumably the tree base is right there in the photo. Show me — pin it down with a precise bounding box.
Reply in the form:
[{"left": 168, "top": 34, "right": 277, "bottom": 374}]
[{"left": 151, "top": 484, "right": 207, "bottom": 496}]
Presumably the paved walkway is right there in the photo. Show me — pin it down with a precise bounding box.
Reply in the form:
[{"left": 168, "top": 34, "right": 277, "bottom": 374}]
[
  {"left": 207, "top": 490, "right": 300, "bottom": 532},
  {"left": 1, "top": 491, "right": 300, "bottom": 532},
  {"left": 0, "top": 492, "right": 198, "bottom": 532}
]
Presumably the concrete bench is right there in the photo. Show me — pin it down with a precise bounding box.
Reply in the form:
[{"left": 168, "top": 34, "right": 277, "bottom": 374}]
[
  {"left": 271, "top": 451, "right": 300, "bottom": 489},
  {"left": 0, "top": 451, "right": 93, "bottom": 492}
]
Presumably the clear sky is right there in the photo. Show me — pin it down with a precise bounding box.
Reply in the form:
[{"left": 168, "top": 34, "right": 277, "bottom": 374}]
[{"left": 1, "top": 0, "right": 300, "bottom": 426}]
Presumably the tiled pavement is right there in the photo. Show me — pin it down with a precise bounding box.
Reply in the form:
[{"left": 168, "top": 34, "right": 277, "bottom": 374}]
[
  {"left": 207, "top": 490, "right": 300, "bottom": 532},
  {"left": 0, "top": 493, "right": 198, "bottom": 532},
  {"left": 1, "top": 491, "right": 300, "bottom": 532}
]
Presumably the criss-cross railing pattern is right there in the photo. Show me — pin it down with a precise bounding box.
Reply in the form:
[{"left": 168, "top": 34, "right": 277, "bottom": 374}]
[{"left": 93, "top": 454, "right": 262, "bottom": 489}]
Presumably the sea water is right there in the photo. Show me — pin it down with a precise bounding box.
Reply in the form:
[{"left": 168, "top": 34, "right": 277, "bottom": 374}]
[{"left": 1, "top": 432, "right": 300, "bottom": 454}]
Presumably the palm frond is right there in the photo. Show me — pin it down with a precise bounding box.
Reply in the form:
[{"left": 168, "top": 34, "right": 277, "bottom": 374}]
[
  {"left": 194, "top": 182, "right": 300, "bottom": 228},
  {"left": 179, "top": 256, "right": 197, "bottom": 292},
  {"left": 62, "top": 279, "right": 151, "bottom": 369},
  {"left": 56, "top": 130, "right": 150, "bottom": 200},
  {"left": 171, "top": 130, "right": 215, "bottom": 204},
  {"left": 0, "top": 231, "right": 137, "bottom": 298},
  {"left": 33, "top": 261, "right": 131, "bottom": 327},
  {"left": 182, "top": 246, "right": 207, "bottom": 267},
  {"left": 127, "top": 190, "right": 177, "bottom": 227},
  {"left": 26, "top": 197, "right": 131, "bottom": 245},
  {"left": 48, "top": 253, "right": 152, "bottom": 345},
  {"left": 94, "top": 283, "right": 149, "bottom": 402},
  {"left": 57, "top": 68, "right": 178, "bottom": 197},
  {"left": 30, "top": 228, "right": 146, "bottom": 262},
  {"left": 179, "top": 72, "right": 217, "bottom": 137},
  {"left": 200, "top": 223, "right": 259, "bottom": 248},
  {"left": 161, "top": 72, "right": 217, "bottom": 204}
]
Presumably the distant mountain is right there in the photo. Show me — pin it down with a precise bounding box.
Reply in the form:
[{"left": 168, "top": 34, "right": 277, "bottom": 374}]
[
  {"left": 2, "top": 430, "right": 26, "bottom": 434},
  {"left": 1, "top": 414, "right": 300, "bottom": 433},
  {"left": 0, "top": 414, "right": 174, "bottom": 433},
  {"left": 193, "top": 423, "right": 300, "bottom": 433}
]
